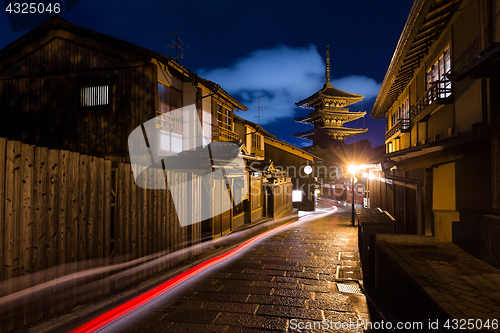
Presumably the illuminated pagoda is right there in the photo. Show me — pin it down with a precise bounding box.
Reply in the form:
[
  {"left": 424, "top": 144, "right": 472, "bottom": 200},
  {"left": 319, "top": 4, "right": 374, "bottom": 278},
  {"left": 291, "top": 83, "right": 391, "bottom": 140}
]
[{"left": 294, "top": 44, "right": 367, "bottom": 147}]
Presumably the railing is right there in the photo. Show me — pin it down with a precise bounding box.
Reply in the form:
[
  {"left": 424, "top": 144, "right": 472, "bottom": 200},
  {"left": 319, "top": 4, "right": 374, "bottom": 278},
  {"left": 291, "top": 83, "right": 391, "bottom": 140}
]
[
  {"left": 215, "top": 126, "right": 239, "bottom": 141},
  {"left": 251, "top": 147, "right": 264, "bottom": 157},
  {"left": 385, "top": 77, "right": 452, "bottom": 141},
  {"left": 411, "top": 79, "right": 452, "bottom": 119},
  {"left": 155, "top": 111, "right": 183, "bottom": 134},
  {"left": 385, "top": 118, "right": 410, "bottom": 140}
]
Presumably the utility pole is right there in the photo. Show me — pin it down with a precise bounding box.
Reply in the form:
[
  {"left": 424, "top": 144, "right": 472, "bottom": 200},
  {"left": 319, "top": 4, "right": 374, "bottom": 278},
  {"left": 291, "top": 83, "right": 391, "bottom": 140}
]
[
  {"left": 252, "top": 95, "right": 265, "bottom": 125},
  {"left": 165, "top": 32, "right": 191, "bottom": 61}
]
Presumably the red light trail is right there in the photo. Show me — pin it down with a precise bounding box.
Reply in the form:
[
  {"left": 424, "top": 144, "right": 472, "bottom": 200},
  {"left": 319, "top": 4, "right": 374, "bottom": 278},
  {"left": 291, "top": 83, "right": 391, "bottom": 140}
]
[{"left": 71, "top": 201, "right": 336, "bottom": 333}]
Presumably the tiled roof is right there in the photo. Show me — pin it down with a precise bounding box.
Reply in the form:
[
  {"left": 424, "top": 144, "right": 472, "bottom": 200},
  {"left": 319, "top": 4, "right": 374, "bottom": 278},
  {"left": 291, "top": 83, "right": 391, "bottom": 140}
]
[{"left": 296, "top": 83, "right": 363, "bottom": 108}]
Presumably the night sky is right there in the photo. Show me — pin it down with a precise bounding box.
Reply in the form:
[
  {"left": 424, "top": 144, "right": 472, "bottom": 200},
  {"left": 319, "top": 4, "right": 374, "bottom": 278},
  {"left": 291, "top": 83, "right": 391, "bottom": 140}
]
[{"left": 0, "top": 0, "right": 414, "bottom": 148}]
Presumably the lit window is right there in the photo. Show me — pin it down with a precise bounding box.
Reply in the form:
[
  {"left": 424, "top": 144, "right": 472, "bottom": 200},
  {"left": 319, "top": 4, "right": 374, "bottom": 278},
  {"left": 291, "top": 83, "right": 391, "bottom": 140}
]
[
  {"left": 156, "top": 82, "right": 183, "bottom": 134},
  {"left": 156, "top": 81, "right": 184, "bottom": 154},
  {"left": 217, "top": 104, "right": 232, "bottom": 131},
  {"left": 202, "top": 111, "right": 212, "bottom": 144},
  {"left": 426, "top": 46, "right": 451, "bottom": 100},
  {"left": 252, "top": 133, "right": 261, "bottom": 149},
  {"left": 81, "top": 85, "right": 109, "bottom": 107}
]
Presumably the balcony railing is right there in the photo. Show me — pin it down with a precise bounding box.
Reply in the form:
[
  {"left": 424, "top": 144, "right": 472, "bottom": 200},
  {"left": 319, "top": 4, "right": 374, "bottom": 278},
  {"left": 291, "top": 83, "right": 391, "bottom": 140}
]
[
  {"left": 155, "top": 111, "right": 183, "bottom": 134},
  {"left": 411, "top": 79, "right": 452, "bottom": 120},
  {"left": 385, "top": 118, "right": 410, "bottom": 140},
  {"left": 385, "top": 77, "right": 452, "bottom": 141},
  {"left": 251, "top": 147, "right": 264, "bottom": 157},
  {"left": 214, "top": 126, "right": 239, "bottom": 141}
]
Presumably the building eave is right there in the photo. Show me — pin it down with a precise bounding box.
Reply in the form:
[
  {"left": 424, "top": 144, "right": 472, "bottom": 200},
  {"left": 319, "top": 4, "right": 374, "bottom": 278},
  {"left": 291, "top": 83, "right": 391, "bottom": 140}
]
[
  {"left": 233, "top": 114, "right": 274, "bottom": 137},
  {"left": 372, "top": 0, "right": 462, "bottom": 119},
  {"left": 264, "top": 137, "right": 317, "bottom": 161},
  {"left": 383, "top": 130, "right": 489, "bottom": 171},
  {"left": 293, "top": 127, "right": 368, "bottom": 140},
  {"left": 296, "top": 83, "right": 364, "bottom": 109},
  {"left": 294, "top": 110, "right": 366, "bottom": 124}
]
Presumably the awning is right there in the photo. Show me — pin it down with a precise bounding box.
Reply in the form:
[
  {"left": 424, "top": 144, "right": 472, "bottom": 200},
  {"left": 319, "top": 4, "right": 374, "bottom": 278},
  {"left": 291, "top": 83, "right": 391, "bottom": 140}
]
[
  {"left": 383, "top": 131, "right": 489, "bottom": 172},
  {"left": 454, "top": 42, "right": 500, "bottom": 81}
]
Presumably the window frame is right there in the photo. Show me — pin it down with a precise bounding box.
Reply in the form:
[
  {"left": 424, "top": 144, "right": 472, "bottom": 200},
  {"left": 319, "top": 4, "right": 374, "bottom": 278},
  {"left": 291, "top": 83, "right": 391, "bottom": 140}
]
[
  {"left": 426, "top": 46, "right": 451, "bottom": 99},
  {"left": 217, "top": 103, "right": 233, "bottom": 131},
  {"left": 157, "top": 81, "right": 183, "bottom": 134},
  {"left": 79, "top": 81, "right": 112, "bottom": 110},
  {"left": 251, "top": 132, "right": 262, "bottom": 149}
]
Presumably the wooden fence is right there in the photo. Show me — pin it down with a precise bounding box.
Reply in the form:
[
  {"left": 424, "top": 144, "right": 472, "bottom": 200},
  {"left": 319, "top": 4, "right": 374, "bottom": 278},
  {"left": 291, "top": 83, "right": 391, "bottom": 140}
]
[
  {"left": 0, "top": 138, "right": 202, "bottom": 331},
  {"left": 267, "top": 182, "right": 293, "bottom": 218}
]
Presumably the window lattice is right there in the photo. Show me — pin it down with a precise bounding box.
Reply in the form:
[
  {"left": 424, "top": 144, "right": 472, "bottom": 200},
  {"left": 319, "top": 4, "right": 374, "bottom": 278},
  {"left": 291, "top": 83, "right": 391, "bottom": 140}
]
[{"left": 81, "top": 85, "right": 109, "bottom": 107}]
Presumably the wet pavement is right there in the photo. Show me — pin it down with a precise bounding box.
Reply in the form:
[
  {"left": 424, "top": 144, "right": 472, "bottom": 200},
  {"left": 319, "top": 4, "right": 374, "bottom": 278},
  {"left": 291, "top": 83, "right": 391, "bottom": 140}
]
[{"left": 111, "top": 201, "right": 371, "bottom": 333}]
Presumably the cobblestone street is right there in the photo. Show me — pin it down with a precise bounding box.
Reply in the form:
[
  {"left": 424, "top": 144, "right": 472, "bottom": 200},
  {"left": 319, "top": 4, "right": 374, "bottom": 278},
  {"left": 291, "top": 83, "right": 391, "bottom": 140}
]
[{"left": 116, "top": 201, "right": 370, "bottom": 332}]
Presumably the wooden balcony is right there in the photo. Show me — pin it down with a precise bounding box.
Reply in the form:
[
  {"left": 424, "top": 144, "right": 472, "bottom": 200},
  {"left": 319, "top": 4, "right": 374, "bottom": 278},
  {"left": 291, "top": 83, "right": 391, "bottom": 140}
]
[
  {"left": 385, "top": 118, "right": 411, "bottom": 140},
  {"left": 385, "top": 79, "right": 452, "bottom": 141},
  {"left": 251, "top": 147, "right": 264, "bottom": 158},
  {"left": 411, "top": 80, "right": 452, "bottom": 123},
  {"left": 214, "top": 126, "right": 238, "bottom": 141}
]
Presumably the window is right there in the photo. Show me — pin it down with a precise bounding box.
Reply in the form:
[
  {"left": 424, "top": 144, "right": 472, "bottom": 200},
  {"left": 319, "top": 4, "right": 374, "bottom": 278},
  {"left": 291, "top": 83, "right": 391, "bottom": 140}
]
[
  {"left": 81, "top": 85, "right": 109, "bottom": 107},
  {"left": 157, "top": 82, "right": 183, "bottom": 134},
  {"left": 217, "top": 104, "right": 232, "bottom": 131},
  {"left": 157, "top": 82, "right": 184, "bottom": 153},
  {"left": 400, "top": 97, "right": 410, "bottom": 130},
  {"left": 158, "top": 82, "right": 182, "bottom": 113},
  {"left": 426, "top": 46, "right": 451, "bottom": 99},
  {"left": 251, "top": 133, "right": 261, "bottom": 149},
  {"left": 391, "top": 111, "right": 398, "bottom": 128},
  {"left": 400, "top": 98, "right": 409, "bottom": 120},
  {"left": 202, "top": 111, "right": 212, "bottom": 144}
]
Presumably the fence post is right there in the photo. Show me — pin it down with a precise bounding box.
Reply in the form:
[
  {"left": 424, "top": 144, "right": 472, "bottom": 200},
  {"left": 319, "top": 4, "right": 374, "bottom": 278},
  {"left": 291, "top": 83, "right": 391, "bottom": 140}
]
[{"left": 0, "top": 138, "right": 7, "bottom": 288}]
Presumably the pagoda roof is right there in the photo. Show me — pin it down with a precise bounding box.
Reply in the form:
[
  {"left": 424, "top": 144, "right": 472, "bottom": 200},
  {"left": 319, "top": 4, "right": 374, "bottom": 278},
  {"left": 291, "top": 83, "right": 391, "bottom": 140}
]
[
  {"left": 296, "top": 83, "right": 364, "bottom": 109},
  {"left": 293, "top": 127, "right": 368, "bottom": 141},
  {"left": 295, "top": 109, "right": 366, "bottom": 124}
]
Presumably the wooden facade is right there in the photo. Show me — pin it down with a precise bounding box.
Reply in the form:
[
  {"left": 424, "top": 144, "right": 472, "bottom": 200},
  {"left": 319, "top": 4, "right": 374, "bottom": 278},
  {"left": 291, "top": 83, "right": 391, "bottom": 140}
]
[
  {"left": 371, "top": 0, "right": 500, "bottom": 267},
  {"left": 0, "top": 23, "right": 156, "bottom": 157},
  {"left": 0, "top": 137, "right": 204, "bottom": 332},
  {"left": 0, "top": 16, "right": 255, "bottom": 239},
  {"left": 0, "top": 16, "right": 247, "bottom": 161},
  {"left": 264, "top": 137, "right": 317, "bottom": 211},
  {"left": 0, "top": 17, "right": 313, "bottom": 330}
]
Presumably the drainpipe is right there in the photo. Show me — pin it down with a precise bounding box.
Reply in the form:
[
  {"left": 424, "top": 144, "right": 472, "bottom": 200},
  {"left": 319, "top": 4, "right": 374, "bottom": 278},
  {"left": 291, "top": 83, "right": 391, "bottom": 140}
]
[
  {"left": 471, "top": 78, "right": 489, "bottom": 132},
  {"left": 471, "top": 0, "right": 490, "bottom": 132},
  {"left": 383, "top": 171, "right": 423, "bottom": 236}
]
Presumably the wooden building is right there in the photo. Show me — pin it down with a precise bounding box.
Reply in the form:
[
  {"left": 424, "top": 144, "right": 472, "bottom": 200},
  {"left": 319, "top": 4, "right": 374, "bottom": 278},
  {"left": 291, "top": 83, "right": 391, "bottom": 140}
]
[
  {"left": 0, "top": 16, "right": 247, "bottom": 161},
  {"left": 370, "top": 0, "right": 500, "bottom": 267},
  {"left": 0, "top": 15, "right": 306, "bottom": 241},
  {"left": 264, "top": 137, "right": 318, "bottom": 211}
]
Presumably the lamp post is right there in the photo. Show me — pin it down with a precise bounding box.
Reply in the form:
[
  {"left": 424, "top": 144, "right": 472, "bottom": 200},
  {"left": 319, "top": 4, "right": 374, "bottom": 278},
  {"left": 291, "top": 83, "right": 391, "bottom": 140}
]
[{"left": 348, "top": 165, "right": 357, "bottom": 227}]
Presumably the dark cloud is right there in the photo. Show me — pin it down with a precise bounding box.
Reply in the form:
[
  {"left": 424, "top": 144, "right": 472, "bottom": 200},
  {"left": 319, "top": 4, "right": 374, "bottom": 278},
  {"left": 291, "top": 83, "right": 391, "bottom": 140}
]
[{"left": 197, "top": 45, "right": 381, "bottom": 125}]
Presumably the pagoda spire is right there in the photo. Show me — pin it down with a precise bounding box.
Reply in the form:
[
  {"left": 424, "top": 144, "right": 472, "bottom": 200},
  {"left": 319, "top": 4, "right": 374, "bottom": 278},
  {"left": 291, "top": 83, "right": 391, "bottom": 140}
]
[{"left": 325, "top": 44, "right": 331, "bottom": 85}]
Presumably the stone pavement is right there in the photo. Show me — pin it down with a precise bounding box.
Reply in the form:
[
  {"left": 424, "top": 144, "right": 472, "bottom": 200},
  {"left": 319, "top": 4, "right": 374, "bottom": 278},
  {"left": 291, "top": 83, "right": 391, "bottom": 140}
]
[{"left": 116, "top": 201, "right": 371, "bottom": 333}]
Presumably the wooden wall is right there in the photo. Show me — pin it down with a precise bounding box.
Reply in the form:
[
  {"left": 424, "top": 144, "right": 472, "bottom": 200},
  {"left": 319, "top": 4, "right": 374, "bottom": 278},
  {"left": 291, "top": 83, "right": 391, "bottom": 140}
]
[
  {"left": 0, "top": 137, "right": 202, "bottom": 332},
  {"left": 267, "top": 182, "right": 293, "bottom": 218},
  {"left": 0, "top": 37, "right": 155, "bottom": 156}
]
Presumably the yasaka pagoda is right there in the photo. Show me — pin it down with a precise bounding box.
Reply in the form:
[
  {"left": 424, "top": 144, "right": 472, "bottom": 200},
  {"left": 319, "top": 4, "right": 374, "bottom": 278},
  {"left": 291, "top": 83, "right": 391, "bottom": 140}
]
[{"left": 294, "top": 44, "right": 367, "bottom": 147}]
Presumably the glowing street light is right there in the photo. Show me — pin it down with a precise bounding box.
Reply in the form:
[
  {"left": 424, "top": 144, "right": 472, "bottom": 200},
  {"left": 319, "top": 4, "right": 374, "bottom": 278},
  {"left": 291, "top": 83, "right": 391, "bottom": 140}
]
[{"left": 348, "top": 164, "right": 357, "bottom": 175}]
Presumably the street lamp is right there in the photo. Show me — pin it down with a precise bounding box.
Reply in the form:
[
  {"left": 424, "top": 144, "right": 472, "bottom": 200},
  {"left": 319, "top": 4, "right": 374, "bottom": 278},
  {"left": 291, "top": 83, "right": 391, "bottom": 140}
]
[{"left": 348, "top": 165, "right": 357, "bottom": 226}]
